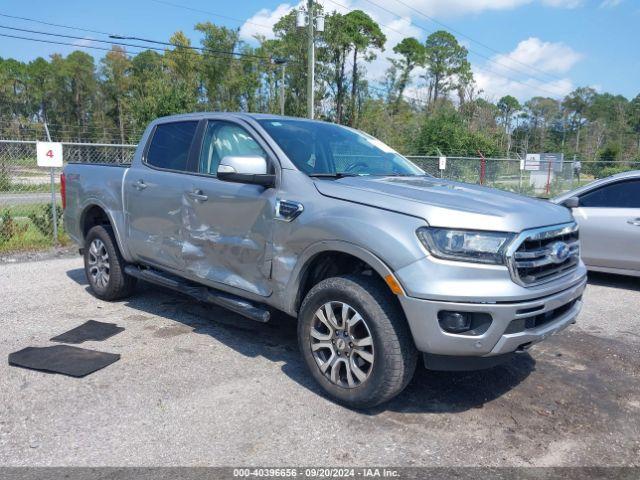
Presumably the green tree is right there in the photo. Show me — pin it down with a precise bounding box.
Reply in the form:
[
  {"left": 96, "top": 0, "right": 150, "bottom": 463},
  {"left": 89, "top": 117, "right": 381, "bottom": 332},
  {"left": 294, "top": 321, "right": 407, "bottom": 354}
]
[
  {"left": 423, "top": 31, "right": 470, "bottom": 104},
  {"left": 497, "top": 95, "right": 521, "bottom": 156},
  {"left": 628, "top": 95, "right": 640, "bottom": 155},
  {"left": 343, "top": 10, "right": 385, "bottom": 126},
  {"left": 388, "top": 37, "right": 425, "bottom": 113},
  {"left": 524, "top": 97, "right": 560, "bottom": 152},
  {"left": 164, "top": 31, "right": 200, "bottom": 108},
  {"left": 101, "top": 46, "right": 132, "bottom": 143},
  {"left": 196, "top": 22, "right": 240, "bottom": 111},
  {"left": 62, "top": 51, "right": 97, "bottom": 137},
  {"left": 414, "top": 107, "right": 500, "bottom": 157},
  {"left": 562, "top": 87, "right": 596, "bottom": 154}
]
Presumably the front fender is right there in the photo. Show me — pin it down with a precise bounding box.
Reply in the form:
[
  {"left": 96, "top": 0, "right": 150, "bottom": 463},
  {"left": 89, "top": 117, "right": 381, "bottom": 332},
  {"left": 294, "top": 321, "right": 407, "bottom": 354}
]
[{"left": 280, "top": 240, "right": 397, "bottom": 316}]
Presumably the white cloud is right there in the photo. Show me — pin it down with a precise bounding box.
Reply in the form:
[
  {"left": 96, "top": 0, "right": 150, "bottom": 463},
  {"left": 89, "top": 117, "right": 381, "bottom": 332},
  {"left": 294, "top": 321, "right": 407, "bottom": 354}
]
[
  {"left": 474, "top": 68, "right": 574, "bottom": 101},
  {"left": 351, "top": 0, "right": 532, "bottom": 17},
  {"left": 473, "top": 38, "right": 582, "bottom": 100},
  {"left": 73, "top": 39, "right": 97, "bottom": 48},
  {"left": 599, "top": 0, "right": 623, "bottom": 7},
  {"left": 239, "top": 3, "right": 298, "bottom": 41},
  {"left": 490, "top": 37, "right": 582, "bottom": 75},
  {"left": 541, "top": 0, "right": 583, "bottom": 8},
  {"left": 347, "top": 0, "right": 585, "bottom": 17}
]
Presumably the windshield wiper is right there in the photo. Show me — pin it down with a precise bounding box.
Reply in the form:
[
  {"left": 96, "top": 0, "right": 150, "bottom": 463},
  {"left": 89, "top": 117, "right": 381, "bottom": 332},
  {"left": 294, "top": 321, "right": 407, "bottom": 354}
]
[{"left": 308, "top": 172, "right": 360, "bottom": 179}]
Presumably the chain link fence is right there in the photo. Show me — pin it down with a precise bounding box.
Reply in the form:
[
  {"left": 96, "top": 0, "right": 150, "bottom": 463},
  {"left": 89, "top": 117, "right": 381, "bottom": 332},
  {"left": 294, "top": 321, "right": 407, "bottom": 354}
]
[
  {"left": 407, "top": 156, "right": 640, "bottom": 197},
  {"left": 1, "top": 139, "right": 639, "bottom": 253},
  {"left": 0, "top": 139, "right": 136, "bottom": 253}
]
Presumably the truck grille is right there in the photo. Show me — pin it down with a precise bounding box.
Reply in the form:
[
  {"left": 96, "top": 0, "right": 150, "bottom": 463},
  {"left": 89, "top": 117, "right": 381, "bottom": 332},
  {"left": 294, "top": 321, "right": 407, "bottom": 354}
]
[{"left": 507, "top": 223, "right": 580, "bottom": 287}]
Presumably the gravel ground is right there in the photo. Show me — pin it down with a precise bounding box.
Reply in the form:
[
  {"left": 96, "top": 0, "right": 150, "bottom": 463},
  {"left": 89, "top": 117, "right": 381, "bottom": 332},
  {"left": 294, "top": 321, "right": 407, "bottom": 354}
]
[{"left": 0, "top": 256, "right": 638, "bottom": 467}]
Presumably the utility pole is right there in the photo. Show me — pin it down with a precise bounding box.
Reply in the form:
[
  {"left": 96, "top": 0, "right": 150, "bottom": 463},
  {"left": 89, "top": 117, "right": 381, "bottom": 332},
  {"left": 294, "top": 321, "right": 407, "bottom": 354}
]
[
  {"left": 297, "top": 1, "right": 323, "bottom": 119},
  {"left": 273, "top": 58, "right": 287, "bottom": 116},
  {"left": 307, "top": 0, "right": 314, "bottom": 119}
]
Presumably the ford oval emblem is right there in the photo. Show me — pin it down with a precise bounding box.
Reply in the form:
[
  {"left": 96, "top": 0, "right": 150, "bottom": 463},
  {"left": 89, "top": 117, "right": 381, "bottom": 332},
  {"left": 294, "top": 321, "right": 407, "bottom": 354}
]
[{"left": 549, "top": 241, "right": 571, "bottom": 264}]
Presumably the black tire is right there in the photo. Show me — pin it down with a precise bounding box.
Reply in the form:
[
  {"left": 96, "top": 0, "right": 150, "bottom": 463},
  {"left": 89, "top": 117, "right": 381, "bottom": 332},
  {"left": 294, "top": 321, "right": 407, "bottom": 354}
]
[
  {"left": 84, "top": 225, "right": 136, "bottom": 301},
  {"left": 298, "top": 275, "right": 418, "bottom": 408}
]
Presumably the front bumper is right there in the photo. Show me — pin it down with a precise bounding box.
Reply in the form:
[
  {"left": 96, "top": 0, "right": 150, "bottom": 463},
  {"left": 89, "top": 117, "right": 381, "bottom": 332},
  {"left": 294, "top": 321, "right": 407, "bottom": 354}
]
[{"left": 398, "top": 276, "right": 586, "bottom": 357}]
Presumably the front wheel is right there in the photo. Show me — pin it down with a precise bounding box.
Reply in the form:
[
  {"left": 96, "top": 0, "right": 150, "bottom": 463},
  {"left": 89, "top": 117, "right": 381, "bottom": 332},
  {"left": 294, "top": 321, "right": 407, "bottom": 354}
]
[{"left": 298, "top": 275, "right": 418, "bottom": 408}]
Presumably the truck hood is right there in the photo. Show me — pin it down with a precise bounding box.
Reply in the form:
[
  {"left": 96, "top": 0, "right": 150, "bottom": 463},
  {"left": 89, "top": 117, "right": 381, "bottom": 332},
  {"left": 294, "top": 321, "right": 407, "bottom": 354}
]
[{"left": 313, "top": 175, "right": 573, "bottom": 232}]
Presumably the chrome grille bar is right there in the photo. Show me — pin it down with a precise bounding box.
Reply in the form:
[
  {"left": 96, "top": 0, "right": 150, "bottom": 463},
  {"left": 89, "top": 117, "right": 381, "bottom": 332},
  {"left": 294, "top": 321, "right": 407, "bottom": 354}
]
[{"left": 506, "top": 223, "right": 580, "bottom": 287}]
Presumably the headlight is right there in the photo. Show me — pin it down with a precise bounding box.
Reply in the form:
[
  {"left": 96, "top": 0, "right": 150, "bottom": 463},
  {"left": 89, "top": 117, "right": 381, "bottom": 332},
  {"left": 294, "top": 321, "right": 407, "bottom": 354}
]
[{"left": 416, "top": 227, "right": 514, "bottom": 265}]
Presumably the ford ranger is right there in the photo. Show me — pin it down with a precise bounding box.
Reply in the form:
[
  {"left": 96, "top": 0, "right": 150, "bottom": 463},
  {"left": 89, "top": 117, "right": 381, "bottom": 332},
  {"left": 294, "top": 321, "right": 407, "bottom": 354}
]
[{"left": 62, "top": 113, "right": 586, "bottom": 407}]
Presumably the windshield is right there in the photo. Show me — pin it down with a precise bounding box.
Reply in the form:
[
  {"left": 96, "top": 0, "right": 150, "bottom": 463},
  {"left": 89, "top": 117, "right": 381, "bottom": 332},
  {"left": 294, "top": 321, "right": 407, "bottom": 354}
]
[{"left": 258, "top": 119, "right": 425, "bottom": 177}]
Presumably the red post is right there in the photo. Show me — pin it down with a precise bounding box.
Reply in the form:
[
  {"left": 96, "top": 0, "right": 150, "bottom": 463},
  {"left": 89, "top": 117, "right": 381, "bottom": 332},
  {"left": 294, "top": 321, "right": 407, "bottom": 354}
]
[
  {"left": 477, "top": 150, "right": 486, "bottom": 185},
  {"left": 545, "top": 158, "right": 552, "bottom": 195}
]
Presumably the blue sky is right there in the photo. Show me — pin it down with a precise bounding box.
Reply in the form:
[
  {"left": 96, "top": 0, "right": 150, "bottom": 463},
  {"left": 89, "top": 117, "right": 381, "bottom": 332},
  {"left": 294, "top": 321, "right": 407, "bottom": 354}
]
[{"left": 0, "top": 0, "right": 637, "bottom": 101}]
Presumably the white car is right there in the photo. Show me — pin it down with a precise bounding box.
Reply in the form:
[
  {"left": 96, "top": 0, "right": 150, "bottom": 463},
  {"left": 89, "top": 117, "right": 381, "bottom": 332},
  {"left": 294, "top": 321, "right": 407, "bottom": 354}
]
[{"left": 553, "top": 170, "right": 640, "bottom": 277}]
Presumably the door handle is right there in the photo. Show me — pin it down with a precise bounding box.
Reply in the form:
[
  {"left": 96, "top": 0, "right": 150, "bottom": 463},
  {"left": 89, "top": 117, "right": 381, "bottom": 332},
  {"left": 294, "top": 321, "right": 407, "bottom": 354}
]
[
  {"left": 187, "top": 189, "right": 208, "bottom": 202},
  {"left": 133, "top": 179, "right": 147, "bottom": 191},
  {"left": 627, "top": 218, "right": 640, "bottom": 227}
]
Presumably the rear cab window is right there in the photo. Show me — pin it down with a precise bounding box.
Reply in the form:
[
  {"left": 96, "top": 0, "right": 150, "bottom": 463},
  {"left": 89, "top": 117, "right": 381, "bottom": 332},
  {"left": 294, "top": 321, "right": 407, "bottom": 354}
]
[{"left": 145, "top": 121, "right": 199, "bottom": 172}]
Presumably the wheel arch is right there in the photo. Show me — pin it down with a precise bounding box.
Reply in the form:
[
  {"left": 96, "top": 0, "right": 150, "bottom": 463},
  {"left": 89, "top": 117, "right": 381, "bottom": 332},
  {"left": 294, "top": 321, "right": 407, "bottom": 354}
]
[
  {"left": 286, "top": 241, "right": 400, "bottom": 316},
  {"left": 79, "top": 200, "right": 132, "bottom": 262}
]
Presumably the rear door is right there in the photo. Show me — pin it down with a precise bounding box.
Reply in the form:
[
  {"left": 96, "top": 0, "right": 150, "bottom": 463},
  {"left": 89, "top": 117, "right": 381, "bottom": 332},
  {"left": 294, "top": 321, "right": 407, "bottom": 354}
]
[
  {"left": 124, "top": 120, "right": 200, "bottom": 272},
  {"left": 572, "top": 178, "right": 640, "bottom": 271},
  {"left": 180, "top": 120, "right": 276, "bottom": 297}
]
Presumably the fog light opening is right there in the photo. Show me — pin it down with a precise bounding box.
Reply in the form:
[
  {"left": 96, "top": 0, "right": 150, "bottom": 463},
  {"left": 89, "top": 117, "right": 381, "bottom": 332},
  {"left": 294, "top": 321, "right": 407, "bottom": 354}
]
[{"left": 438, "top": 311, "right": 471, "bottom": 334}]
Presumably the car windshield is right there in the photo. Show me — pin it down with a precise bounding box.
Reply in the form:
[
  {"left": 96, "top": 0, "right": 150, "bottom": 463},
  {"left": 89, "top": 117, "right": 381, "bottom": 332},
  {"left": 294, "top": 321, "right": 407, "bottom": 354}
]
[{"left": 258, "top": 119, "right": 426, "bottom": 177}]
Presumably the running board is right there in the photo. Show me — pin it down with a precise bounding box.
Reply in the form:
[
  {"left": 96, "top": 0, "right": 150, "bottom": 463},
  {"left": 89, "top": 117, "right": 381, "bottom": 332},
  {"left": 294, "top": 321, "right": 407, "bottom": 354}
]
[{"left": 124, "top": 266, "right": 270, "bottom": 323}]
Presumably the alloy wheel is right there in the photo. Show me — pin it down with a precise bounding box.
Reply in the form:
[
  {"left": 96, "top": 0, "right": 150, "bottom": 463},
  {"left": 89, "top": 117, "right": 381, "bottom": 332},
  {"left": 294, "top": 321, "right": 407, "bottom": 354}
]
[
  {"left": 310, "top": 301, "right": 374, "bottom": 388},
  {"left": 88, "top": 238, "right": 110, "bottom": 288}
]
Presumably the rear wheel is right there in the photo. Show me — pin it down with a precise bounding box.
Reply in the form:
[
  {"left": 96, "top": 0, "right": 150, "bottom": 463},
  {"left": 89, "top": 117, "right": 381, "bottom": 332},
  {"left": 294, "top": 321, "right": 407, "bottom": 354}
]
[
  {"left": 84, "top": 225, "right": 136, "bottom": 301},
  {"left": 298, "top": 275, "right": 418, "bottom": 408}
]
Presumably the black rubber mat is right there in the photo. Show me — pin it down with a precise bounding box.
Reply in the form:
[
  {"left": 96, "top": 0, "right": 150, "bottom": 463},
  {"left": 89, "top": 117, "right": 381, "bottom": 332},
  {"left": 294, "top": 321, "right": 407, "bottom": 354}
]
[
  {"left": 50, "top": 320, "right": 124, "bottom": 344},
  {"left": 8, "top": 345, "right": 120, "bottom": 377}
]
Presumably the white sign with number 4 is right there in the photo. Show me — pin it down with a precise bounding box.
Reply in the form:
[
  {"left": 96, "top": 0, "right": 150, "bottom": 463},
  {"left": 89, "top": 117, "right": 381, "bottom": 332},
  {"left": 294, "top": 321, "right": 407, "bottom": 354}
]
[{"left": 36, "top": 141, "right": 63, "bottom": 168}]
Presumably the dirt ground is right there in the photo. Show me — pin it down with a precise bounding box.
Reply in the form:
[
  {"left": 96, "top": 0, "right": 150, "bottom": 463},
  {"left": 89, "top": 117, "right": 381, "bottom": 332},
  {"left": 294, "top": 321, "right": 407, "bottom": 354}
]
[{"left": 1, "top": 256, "right": 638, "bottom": 466}]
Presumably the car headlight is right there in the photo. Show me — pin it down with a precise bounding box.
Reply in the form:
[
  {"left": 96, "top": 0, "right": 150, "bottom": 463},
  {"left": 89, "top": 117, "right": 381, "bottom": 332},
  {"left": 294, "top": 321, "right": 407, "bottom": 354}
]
[{"left": 416, "top": 227, "right": 514, "bottom": 265}]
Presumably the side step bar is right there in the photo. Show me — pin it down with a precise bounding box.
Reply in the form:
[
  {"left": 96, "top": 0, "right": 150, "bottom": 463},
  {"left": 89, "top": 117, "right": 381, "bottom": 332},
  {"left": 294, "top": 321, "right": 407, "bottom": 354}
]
[{"left": 124, "top": 266, "right": 270, "bottom": 323}]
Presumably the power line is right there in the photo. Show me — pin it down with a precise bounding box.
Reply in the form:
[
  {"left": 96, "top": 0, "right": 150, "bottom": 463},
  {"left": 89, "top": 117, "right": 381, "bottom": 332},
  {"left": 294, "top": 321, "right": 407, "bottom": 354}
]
[
  {"left": 0, "top": 12, "right": 112, "bottom": 36},
  {"left": 0, "top": 24, "right": 276, "bottom": 62},
  {"left": 0, "top": 32, "right": 262, "bottom": 69},
  {"left": 388, "top": 0, "right": 565, "bottom": 83},
  {"left": 148, "top": 0, "right": 274, "bottom": 32},
  {"left": 351, "top": 0, "right": 567, "bottom": 95},
  {"left": 0, "top": 32, "right": 137, "bottom": 54}
]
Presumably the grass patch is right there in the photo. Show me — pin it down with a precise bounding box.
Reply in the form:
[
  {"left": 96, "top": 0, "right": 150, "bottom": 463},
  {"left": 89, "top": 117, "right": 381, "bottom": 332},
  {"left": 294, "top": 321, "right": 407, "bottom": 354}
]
[
  {"left": 0, "top": 217, "right": 69, "bottom": 254},
  {"left": 3, "top": 203, "right": 49, "bottom": 218},
  {"left": 1, "top": 183, "right": 53, "bottom": 193},
  {"left": 0, "top": 204, "right": 69, "bottom": 254}
]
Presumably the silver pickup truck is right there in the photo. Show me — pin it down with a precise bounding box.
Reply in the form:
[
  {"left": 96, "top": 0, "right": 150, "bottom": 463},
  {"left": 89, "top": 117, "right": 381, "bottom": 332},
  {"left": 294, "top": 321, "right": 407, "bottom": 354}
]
[{"left": 63, "top": 113, "right": 587, "bottom": 407}]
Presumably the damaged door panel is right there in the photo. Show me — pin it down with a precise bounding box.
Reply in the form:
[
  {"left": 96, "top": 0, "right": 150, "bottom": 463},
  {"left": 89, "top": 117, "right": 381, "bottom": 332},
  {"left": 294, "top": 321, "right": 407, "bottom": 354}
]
[
  {"left": 180, "top": 120, "right": 276, "bottom": 296},
  {"left": 124, "top": 120, "right": 200, "bottom": 272}
]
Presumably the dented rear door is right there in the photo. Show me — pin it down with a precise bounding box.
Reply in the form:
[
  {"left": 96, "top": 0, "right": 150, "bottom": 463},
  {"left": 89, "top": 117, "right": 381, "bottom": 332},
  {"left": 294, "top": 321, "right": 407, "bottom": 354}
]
[{"left": 124, "top": 120, "right": 200, "bottom": 272}]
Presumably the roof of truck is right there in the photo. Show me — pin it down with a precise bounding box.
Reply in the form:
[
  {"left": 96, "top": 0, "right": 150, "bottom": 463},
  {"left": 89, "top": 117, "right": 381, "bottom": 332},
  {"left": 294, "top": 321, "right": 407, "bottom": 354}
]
[{"left": 153, "top": 112, "right": 321, "bottom": 123}]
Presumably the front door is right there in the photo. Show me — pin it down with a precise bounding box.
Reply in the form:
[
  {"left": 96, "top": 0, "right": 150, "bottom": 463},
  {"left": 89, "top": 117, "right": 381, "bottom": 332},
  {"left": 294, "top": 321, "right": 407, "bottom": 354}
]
[
  {"left": 573, "top": 178, "right": 640, "bottom": 271},
  {"left": 181, "top": 120, "right": 276, "bottom": 297}
]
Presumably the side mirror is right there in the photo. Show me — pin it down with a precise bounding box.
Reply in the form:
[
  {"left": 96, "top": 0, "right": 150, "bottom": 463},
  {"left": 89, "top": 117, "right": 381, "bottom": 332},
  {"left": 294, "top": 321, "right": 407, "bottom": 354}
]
[
  {"left": 217, "top": 155, "right": 275, "bottom": 187},
  {"left": 563, "top": 196, "right": 579, "bottom": 209}
]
